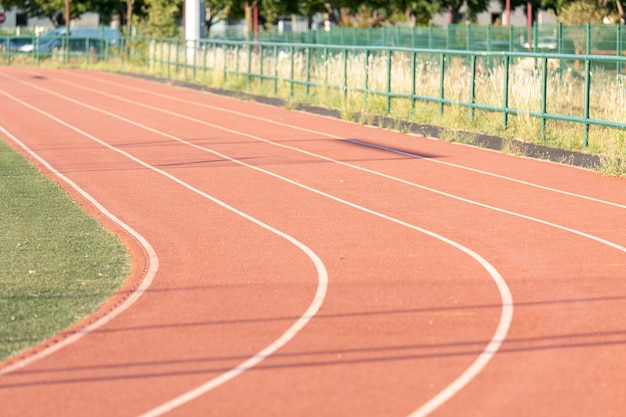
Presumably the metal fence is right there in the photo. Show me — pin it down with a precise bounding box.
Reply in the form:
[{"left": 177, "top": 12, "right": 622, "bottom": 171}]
[
  {"left": 2, "top": 33, "right": 625, "bottom": 149},
  {"left": 214, "top": 23, "right": 626, "bottom": 56}
]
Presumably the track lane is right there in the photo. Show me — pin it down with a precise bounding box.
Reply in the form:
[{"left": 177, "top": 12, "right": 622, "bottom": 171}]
[
  {"left": 0, "top": 70, "right": 508, "bottom": 414},
  {"left": 1, "top": 66, "right": 624, "bottom": 414},
  {"left": 50, "top": 70, "right": 623, "bottom": 416},
  {"left": 0, "top": 70, "right": 336, "bottom": 415},
  {"left": 50, "top": 70, "right": 626, "bottom": 248}
]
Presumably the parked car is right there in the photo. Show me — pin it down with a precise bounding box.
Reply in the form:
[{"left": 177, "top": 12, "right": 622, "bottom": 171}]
[
  {"left": 470, "top": 40, "right": 526, "bottom": 52},
  {"left": 19, "top": 27, "right": 119, "bottom": 53},
  {"left": 0, "top": 36, "right": 34, "bottom": 52},
  {"left": 522, "top": 36, "right": 558, "bottom": 52}
]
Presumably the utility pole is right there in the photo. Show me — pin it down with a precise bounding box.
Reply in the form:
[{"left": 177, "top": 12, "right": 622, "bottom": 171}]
[
  {"left": 185, "top": 0, "right": 201, "bottom": 63},
  {"left": 65, "top": 0, "right": 70, "bottom": 28},
  {"left": 505, "top": 0, "right": 511, "bottom": 25}
]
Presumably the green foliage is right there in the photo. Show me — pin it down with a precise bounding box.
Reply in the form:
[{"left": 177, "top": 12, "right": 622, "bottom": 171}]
[
  {"left": 401, "top": 0, "right": 445, "bottom": 26},
  {"left": 0, "top": 0, "right": 147, "bottom": 28},
  {"left": 141, "top": 0, "right": 182, "bottom": 38},
  {"left": 0, "top": 139, "right": 130, "bottom": 360},
  {"left": 0, "top": 0, "right": 84, "bottom": 26},
  {"left": 558, "top": 0, "right": 610, "bottom": 24},
  {"left": 205, "top": 0, "right": 235, "bottom": 34}
]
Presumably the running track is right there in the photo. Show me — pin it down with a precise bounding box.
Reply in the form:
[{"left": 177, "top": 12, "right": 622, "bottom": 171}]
[{"left": 1, "top": 68, "right": 625, "bottom": 417}]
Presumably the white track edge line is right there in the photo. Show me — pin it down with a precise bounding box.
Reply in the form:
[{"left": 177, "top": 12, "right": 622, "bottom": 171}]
[
  {"left": 0, "top": 85, "right": 329, "bottom": 416},
  {"left": 5, "top": 72, "right": 513, "bottom": 417},
  {"left": 0, "top": 124, "right": 160, "bottom": 376}
]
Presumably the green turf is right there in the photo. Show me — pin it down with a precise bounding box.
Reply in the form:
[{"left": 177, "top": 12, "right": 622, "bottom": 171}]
[{"left": 0, "top": 138, "right": 131, "bottom": 361}]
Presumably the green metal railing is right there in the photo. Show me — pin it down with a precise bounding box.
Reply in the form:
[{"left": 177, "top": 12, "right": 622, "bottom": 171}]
[
  {"left": 2, "top": 33, "right": 625, "bottom": 149},
  {"left": 147, "top": 37, "right": 626, "bottom": 148},
  {"left": 215, "top": 23, "right": 626, "bottom": 56}
]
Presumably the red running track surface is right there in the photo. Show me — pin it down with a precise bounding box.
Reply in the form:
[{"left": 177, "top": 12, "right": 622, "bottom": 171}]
[{"left": 0, "top": 68, "right": 625, "bottom": 417}]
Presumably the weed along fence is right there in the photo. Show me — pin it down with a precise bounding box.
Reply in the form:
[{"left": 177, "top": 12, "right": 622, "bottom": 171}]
[
  {"left": 2, "top": 32, "right": 625, "bottom": 153},
  {"left": 148, "top": 37, "right": 626, "bottom": 150}
]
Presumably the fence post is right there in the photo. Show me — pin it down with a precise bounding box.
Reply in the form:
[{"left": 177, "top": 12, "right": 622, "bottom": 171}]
[
  {"left": 469, "top": 54, "right": 476, "bottom": 121},
  {"left": 439, "top": 53, "right": 446, "bottom": 115},
  {"left": 247, "top": 43, "right": 252, "bottom": 90},
  {"left": 273, "top": 44, "right": 278, "bottom": 95},
  {"left": 175, "top": 38, "right": 181, "bottom": 78},
  {"left": 410, "top": 50, "right": 416, "bottom": 113},
  {"left": 324, "top": 47, "right": 329, "bottom": 85},
  {"left": 290, "top": 45, "right": 295, "bottom": 97},
  {"left": 258, "top": 43, "right": 263, "bottom": 93},
  {"left": 364, "top": 49, "right": 370, "bottom": 108},
  {"left": 557, "top": 22, "right": 564, "bottom": 79},
  {"left": 386, "top": 49, "right": 392, "bottom": 113},
  {"left": 617, "top": 24, "right": 622, "bottom": 74},
  {"left": 305, "top": 46, "right": 311, "bottom": 97},
  {"left": 343, "top": 48, "right": 348, "bottom": 102},
  {"left": 203, "top": 40, "right": 209, "bottom": 79},
  {"left": 428, "top": 26, "right": 434, "bottom": 49},
  {"left": 487, "top": 25, "right": 494, "bottom": 69},
  {"left": 583, "top": 58, "right": 591, "bottom": 147},
  {"left": 540, "top": 57, "right": 548, "bottom": 141},
  {"left": 193, "top": 40, "right": 198, "bottom": 82},
  {"left": 502, "top": 55, "right": 510, "bottom": 127}
]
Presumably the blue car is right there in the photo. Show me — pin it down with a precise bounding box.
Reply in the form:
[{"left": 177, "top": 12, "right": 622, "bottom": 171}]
[{"left": 19, "top": 27, "right": 119, "bottom": 53}]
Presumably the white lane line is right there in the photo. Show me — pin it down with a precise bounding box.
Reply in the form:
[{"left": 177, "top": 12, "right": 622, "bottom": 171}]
[
  {"left": 44, "top": 74, "right": 626, "bottom": 254},
  {"left": 51, "top": 69, "right": 626, "bottom": 417},
  {"left": 0, "top": 85, "right": 330, "bottom": 416},
  {"left": 68, "top": 70, "right": 626, "bottom": 211},
  {"left": 4, "top": 73, "right": 513, "bottom": 417},
  {"left": 0, "top": 124, "right": 160, "bottom": 376}
]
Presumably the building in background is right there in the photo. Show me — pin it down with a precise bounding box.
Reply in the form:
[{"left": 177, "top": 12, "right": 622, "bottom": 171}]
[
  {"left": 0, "top": 6, "right": 100, "bottom": 34},
  {"left": 431, "top": 0, "right": 557, "bottom": 27}
]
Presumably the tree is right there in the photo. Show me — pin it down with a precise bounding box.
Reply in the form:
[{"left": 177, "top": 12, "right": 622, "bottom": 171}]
[
  {"left": 0, "top": 0, "right": 87, "bottom": 26},
  {"left": 439, "top": 0, "right": 489, "bottom": 24},
  {"left": 394, "top": 0, "right": 444, "bottom": 26},
  {"left": 125, "top": 0, "right": 136, "bottom": 34},
  {"left": 204, "top": 0, "right": 233, "bottom": 35},
  {"left": 558, "top": 0, "right": 611, "bottom": 24},
  {"left": 299, "top": 0, "right": 326, "bottom": 29},
  {"left": 141, "top": 0, "right": 181, "bottom": 37}
]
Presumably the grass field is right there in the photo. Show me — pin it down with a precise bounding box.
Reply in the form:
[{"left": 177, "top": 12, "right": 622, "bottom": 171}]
[{"left": 0, "top": 138, "right": 130, "bottom": 362}]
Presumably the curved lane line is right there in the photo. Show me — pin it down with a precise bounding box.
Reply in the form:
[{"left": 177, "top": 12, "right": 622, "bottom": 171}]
[
  {"left": 3, "top": 76, "right": 513, "bottom": 417},
  {"left": 55, "top": 70, "right": 626, "bottom": 416},
  {"left": 68, "top": 71, "right": 626, "bottom": 211},
  {"left": 0, "top": 124, "right": 160, "bottom": 376},
  {"left": 0, "top": 87, "right": 331, "bottom": 414}
]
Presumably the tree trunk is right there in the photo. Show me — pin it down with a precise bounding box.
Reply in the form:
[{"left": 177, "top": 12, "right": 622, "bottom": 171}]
[
  {"left": 244, "top": 1, "right": 259, "bottom": 35},
  {"left": 126, "top": 0, "right": 135, "bottom": 35},
  {"left": 616, "top": 0, "right": 625, "bottom": 18},
  {"left": 449, "top": 5, "right": 461, "bottom": 24}
]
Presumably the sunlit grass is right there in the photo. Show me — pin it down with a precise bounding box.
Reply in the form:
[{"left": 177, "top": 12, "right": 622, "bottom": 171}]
[{"left": 0, "top": 140, "right": 131, "bottom": 361}]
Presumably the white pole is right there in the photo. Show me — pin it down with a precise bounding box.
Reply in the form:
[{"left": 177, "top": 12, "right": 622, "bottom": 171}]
[{"left": 185, "top": 0, "right": 201, "bottom": 63}]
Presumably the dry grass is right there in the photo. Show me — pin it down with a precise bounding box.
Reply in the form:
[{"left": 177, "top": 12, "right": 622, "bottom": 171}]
[{"left": 8, "top": 41, "right": 624, "bottom": 175}]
